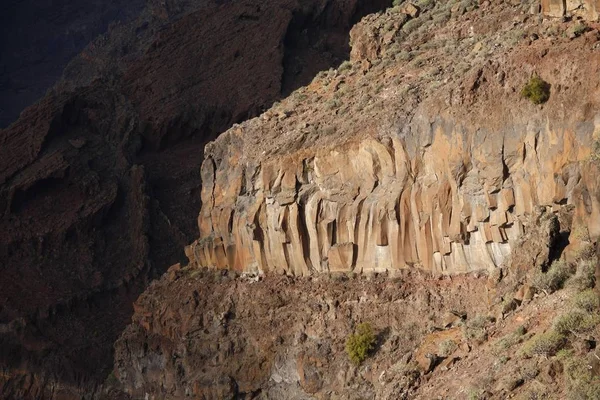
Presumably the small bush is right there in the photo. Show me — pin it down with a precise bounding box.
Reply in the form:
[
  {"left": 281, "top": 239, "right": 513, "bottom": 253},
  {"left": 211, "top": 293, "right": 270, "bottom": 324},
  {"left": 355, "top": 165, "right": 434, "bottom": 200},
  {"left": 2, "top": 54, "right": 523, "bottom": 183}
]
[
  {"left": 563, "top": 353, "right": 600, "bottom": 400},
  {"left": 554, "top": 310, "right": 600, "bottom": 335},
  {"left": 522, "top": 331, "right": 566, "bottom": 357},
  {"left": 519, "top": 362, "right": 540, "bottom": 381},
  {"left": 467, "top": 388, "right": 486, "bottom": 400},
  {"left": 521, "top": 75, "right": 550, "bottom": 105},
  {"left": 571, "top": 22, "right": 588, "bottom": 38},
  {"left": 402, "top": 18, "right": 422, "bottom": 34},
  {"left": 417, "top": 0, "right": 435, "bottom": 8},
  {"left": 515, "top": 325, "right": 527, "bottom": 336},
  {"left": 530, "top": 260, "right": 572, "bottom": 294},
  {"left": 438, "top": 339, "right": 458, "bottom": 357},
  {"left": 567, "top": 259, "right": 596, "bottom": 291},
  {"left": 464, "top": 315, "right": 492, "bottom": 343},
  {"left": 573, "top": 289, "right": 600, "bottom": 312},
  {"left": 493, "top": 330, "right": 524, "bottom": 355},
  {"left": 338, "top": 60, "right": 352, "bottom": 72},
  {"left": 345, "top": 323, "right": 376, "bottom": 365}
]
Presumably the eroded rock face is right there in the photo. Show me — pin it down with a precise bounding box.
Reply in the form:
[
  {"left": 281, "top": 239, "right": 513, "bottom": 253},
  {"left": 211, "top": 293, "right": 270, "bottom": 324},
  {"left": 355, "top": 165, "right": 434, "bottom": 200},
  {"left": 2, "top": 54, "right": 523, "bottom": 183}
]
[
  {"left": 186, "top": 3, "right": 600, "bottom": 277},
  {"left": 188, "top": 116, "right": 599, "bottom": 276},
  {"left": 541, "top": 0, "right": 600, "bottom": 20},
  {"left": 114, "top": 2, "right": 600, "bottom": 398},
  {"left": 115, "top": 270, "right": 491, "bottom": 399}
]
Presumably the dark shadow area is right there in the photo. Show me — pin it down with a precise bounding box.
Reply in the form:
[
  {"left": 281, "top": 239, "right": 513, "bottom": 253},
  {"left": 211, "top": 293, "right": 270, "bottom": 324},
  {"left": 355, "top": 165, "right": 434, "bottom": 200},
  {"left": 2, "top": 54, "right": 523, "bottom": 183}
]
[
  {"left": 0, "top": 0, "right": 393, "bottom": 397},
  {"left": 0, "top": 0, "right": 146, "bottom": 128},
  {"left": 281, "top": 0, "right": 391, "bottom": 96}
]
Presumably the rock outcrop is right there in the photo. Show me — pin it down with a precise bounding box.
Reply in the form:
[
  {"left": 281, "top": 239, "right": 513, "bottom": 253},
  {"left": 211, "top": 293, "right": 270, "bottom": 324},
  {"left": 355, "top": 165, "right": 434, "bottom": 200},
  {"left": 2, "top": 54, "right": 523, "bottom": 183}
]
[
  {"left": 186, "top": 1, "right": 600, "bottom": 276},
  {"left": 541, "top": 0, "right": 600, "bottom": 20},
  {"left": 113, "top": 2, "right": 600, "bottom": 398},
  {"left": 115, "top": 269, "right": 491, "bottom": 399},
  {"left": 0, "top": 0, "right": 389, "bottom": 398}
]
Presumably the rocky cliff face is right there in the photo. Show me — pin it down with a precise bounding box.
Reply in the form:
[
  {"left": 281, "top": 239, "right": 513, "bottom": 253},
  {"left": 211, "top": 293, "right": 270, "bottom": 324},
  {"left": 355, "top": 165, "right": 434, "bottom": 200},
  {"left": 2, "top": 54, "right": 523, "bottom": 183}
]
[
  {"left": 115, "top": 270, "right": 492, "bottom": 399},
  {"left": 187, "top": 0, "right": 600, "bottom": 277},
  {"left": 0, "top": 0, "right": 389, "bottom": 398},
  {"left": 112, "top": 2, "right": 600, "bottom": 398}
]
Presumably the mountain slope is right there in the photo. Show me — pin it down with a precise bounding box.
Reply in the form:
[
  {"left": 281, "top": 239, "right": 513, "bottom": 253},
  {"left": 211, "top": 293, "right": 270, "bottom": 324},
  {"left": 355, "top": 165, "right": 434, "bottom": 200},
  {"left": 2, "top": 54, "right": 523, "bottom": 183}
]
[
  {"left": 113, "top": 0, "right": 600, "bottom": 398},
  {"left": 0, "top": 0, "right": 389, "bottom": 398}
]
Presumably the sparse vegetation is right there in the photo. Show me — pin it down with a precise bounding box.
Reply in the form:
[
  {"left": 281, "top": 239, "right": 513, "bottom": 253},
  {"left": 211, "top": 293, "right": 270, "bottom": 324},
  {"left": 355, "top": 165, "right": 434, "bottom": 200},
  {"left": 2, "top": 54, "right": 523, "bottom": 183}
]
[
  {"left": 553, "top": 310, "right": 600, "bottom": 335},
  {"left": 562, "top": 351, "right": 600, "bottom": 399},
  {"left": 345, "top": 322, "right": 376, "bottom": 365},
  {"left": 521, "top": 75, "right": 550, "bottom": 105},
  {"left": 573, "top": 289, "right": 600, "bottom": 312},
  {"left": 571, "top": 22, "right": 588, "bottom": 38},
  {"left": 493, "top": 325, "right": 527, "bottom": 355},
  {"left": 338, "top": 60, "right": 352, "bottom": 72},
  {"left": 530, "top": 260, "right": 572, "bottom": 294},
  {"left": 438, "top": 339, "right": 458, "bottom": 356},
  {"left": 519, "top": 362, "right": 539, "bottom": 381},
  {"left": 463, "top": 315, "right": 492, "bottom": 343},
  {"left": 567, "top": 259, "right": 596, "bottom": 291},
  {"left": 522, "top": 331, "right": 566, "bottom": 358},
  {"left": 467, "top": 387, "right": 486, "bottom": 400},
  {"left": 402, "top": 18, "right": 423, "bottom": 34}
]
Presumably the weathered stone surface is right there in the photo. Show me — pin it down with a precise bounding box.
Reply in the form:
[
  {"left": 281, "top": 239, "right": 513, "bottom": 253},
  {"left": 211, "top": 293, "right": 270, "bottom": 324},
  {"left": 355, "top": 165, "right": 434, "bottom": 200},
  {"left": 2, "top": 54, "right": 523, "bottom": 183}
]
[
  {"left": 541, "top": 0, "right": 566, "bottom": 17},
  {"left": 185, "top": 3, "right": 600, "bottom": 278},
  {"left": 188, "top": 121, "right": 595, "bottom": 276},
  {"left": 542, "top": 0, "right": 600, "bottom": 19},
  {"left": 114, "top": 271, "right": 491, "bottom": 399}
]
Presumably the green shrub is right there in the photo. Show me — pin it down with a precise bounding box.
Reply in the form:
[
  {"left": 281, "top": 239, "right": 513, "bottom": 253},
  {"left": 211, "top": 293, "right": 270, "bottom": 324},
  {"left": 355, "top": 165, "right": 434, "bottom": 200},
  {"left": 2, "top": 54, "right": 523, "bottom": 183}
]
[
  {"left": 493, "top": 330, "right": 524, "bottom": 355},
  {"left": 438, "top": 339, "right": 458, "bottom": 357},
  {"left": 463, "top": 315, "right": 492, "bottom": 343},
  {"left": 417, "top": 0, "right": 435, "bottom": 8},
  {"left": 530, "top": 260, "right": 572, "bottom": 294},
  {"left": 567, "top": 259, "right": 596, "bottom": 291},
  {"left": 345, "top": 322, "right": 376, "bottom": 365},
  {"left": 338, "top": 60, "right": 352, "bottom": 72},
  {"left": 402, "top": 18, "right": 423, "bottom": 34},
  {"left": 467, "top": 388, "right": 486, "bottom": 400},
  {"left": 522, "top": 331, "right": 566, "bottom": 357},
  {"left": 519, "top": 362, "right": 540, "bottom": 381},
  {"left": 563, "top": 354, "right": 600, "bottom": 400},
  {"left": 515, "top": 325, "right": 527, "bottom": 336},
  {"left": 554, "top": 310, "right": 600, "bottom": 335},
  {"left": 463, "top": 315, "right": 490, "bottom": 343},
  {"left": 573, "top": 289, "right": 600, "bottom": 312},
  {"left": 571, "top": 22, "right": 588, "bottom": 38},
  {"left": 521, "top": 75, "right": 550, "bottom": 105}
]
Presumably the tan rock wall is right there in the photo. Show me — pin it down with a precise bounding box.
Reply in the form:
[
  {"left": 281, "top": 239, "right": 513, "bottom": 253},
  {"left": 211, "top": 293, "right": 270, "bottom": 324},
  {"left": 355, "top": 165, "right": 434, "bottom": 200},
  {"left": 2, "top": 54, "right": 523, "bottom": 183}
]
[
  {"left": 541, "top": 0, "right": 600, "bottom": 19},
  {"left": 186, "top": 115, "right": 600, "bottom": 275}
]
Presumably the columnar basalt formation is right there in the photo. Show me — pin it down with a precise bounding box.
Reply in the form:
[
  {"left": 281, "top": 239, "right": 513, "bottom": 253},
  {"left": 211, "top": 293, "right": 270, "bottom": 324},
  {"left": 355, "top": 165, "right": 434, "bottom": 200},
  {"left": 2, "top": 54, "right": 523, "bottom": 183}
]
[
  {"left": 185, "top": 4, "right": 600, "bottom": 276},
  {"left": 187, "top": 117, "right": 600, "bottom": 276},
  {"left": 113, "top": 2, "right": 600, "bottom": 399},
  {"left": 541, "top": 0, "right": 600, "bottom": 20}
]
